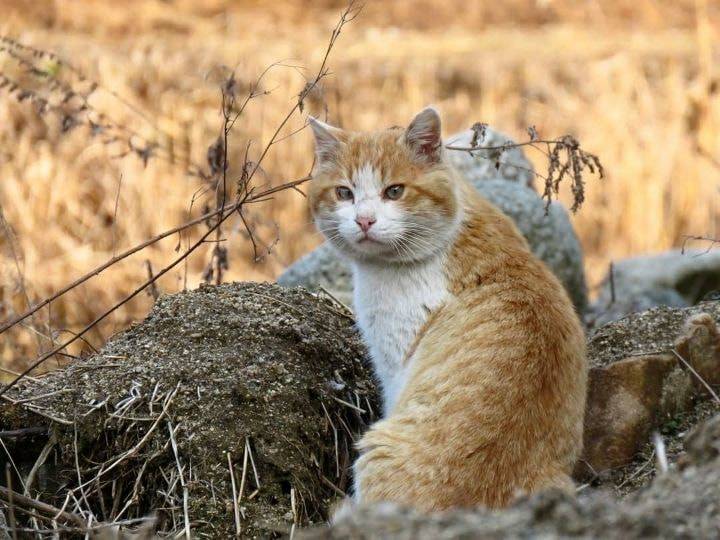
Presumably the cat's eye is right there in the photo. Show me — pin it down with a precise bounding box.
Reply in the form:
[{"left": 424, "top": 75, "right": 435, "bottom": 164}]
[
  {"left": 335, "top": 186, "right": 354, "bottom": 201},
  {"left": 384, "top": 184, "right": 405, "bottom": 200}
]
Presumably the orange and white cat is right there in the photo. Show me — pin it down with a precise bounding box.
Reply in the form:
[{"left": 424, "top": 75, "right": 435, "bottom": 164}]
[{"left": 307, "top": 108, "right": 587, "bottom": 511}]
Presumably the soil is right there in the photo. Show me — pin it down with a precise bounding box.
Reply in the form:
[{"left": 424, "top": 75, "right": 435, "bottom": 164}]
[{"left": 0, "top": 282, "right": 379, "bottom": 538}]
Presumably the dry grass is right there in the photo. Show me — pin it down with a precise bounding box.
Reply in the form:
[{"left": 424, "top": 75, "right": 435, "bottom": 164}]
[{"left": 0, "top": 0, "right": 719, "bottom": 374}]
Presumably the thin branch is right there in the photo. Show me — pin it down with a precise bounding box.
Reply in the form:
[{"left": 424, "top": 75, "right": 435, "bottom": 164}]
[
  {"left": 681, "top": 235, "right": 719, "bottom": 255},
  {"left": 446, "top": 130, "right": 604, "bottom": 213},
  {"left": 111, "top": 174, "right": 123, "bottom": 258},
  {"left": 168, "top": 421, "right": 191, "bottom": 540},
  {"left": 227, "top": 452, "right": 241, "bottom": 537},
  {"left": 0, "top": 175, "right": 310, "bottom": 337},
  {"left": 0, "top": 485, "right": 86, "bottom": 528},
  {"left": 671, "top": 349, "right": 720, "bottom": 404},
  {"left": 0, "top": 207, "right": 47, "bottom": 353},
  {"left": 24, "top": 433, "right": 56, "bottom": 495},
  {"left": 0, "top": 0, "right": 357, "bottom": 395}
]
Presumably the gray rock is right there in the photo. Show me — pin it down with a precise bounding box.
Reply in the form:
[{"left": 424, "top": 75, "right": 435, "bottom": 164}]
[
  {"left": 277, "top": 242, "right": 355, "bottom": 307},
  {"left": 445, "top": 127, "right": 536, "bottom": 188},
  {"left": 588, "top": 249, "right": 720, "bottom": 328},
  {"left": 279, "top": 180, "right": 588, "bottom": 313}
]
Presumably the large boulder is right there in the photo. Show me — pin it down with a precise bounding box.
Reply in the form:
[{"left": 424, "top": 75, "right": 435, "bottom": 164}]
[
  {"left": 0, "top": 283, "right": 379, "bottom": 538},
  {"left": 304, "top": 412, "right": 720, "bottom": 539},
  {"left": 279, "top": 178, "right": 588, "bottom": 313},
  {"left": 587, "top": 249, "right": 720, "bottom": 328},
  {"left": 444, "top": 127, "right": 536, "bottom": 188}
]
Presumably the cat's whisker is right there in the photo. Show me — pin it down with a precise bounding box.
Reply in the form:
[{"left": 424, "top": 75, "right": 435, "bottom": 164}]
[
  {"left": 400, "top": 223, "right": 441, "bottom": 235},
  {"left": 400, "top": 233, "right": 443, "bottom": 256},
  {"left": 392, "top": 237, "right": 414, "bottom": 261}
]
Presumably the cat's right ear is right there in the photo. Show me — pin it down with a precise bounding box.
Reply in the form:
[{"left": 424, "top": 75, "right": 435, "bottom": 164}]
[
  {"left": 405, "top": 107, "right": 442, "bottom": 164},
  {"left": 309, "top": 117, "right": 343, "bottom": 163}
]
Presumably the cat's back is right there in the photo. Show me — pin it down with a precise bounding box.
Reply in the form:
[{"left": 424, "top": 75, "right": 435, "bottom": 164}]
[{"left": 405, "top": 181, "right": 586, "bottom": 410}]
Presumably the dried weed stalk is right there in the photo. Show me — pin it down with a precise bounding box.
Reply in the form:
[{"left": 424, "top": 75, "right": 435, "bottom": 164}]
[
  {"left": 0, "top": 35, "right": 201, "bottom": 176},
  {"left": 447, "top": 123, "right": 605, "bottom": 213},
  {"left": 0, "top": 4, "right": 364, "bottom": 535},
  {"left": 681, "top": 235, "right": 720, "bottom": 255},
  {"left": 0, "top": 1, "right": 362, "bottom": 399}
]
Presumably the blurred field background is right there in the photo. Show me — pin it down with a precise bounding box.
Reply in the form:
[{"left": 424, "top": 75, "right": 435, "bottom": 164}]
[{"left": 0, "top": 0, "right": 718, "bottom": 375}]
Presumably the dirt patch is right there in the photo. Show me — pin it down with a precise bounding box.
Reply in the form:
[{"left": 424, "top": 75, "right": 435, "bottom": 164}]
[
  {"left": 587, "top": 300, "right": 720, "bottom": 367},
  {"left": 0, "top": 282, "right": 379, "bottom": 538}
]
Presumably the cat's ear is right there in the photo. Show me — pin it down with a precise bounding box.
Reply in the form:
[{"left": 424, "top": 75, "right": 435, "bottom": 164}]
[
  {"left": 405, "top": 107, "right": 442, "bottom": 164},
  {"left": 309, "top": 116, "right": 343, "bottom": 162}
]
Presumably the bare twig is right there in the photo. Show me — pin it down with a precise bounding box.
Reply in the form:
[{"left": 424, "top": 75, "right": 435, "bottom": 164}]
[
  {"left": 4, "top": 465, "right": 18, "bottom": 540},
  {"left": 332, "top": 396, "right": 366, "bottom": 413},
  {"left": 10, "top": 389, "right": 71, "bottom": 404},
  {"left": 0, "top": 175, "right": 311, "bottom": 397},
  {"left": 0, "top": 485, "right": 85, "bottom": 528},
  {"left": 0, "top": 427, "right": 45, "bottom": 439},
  {"left": 681, "top": 235, "right": 719, "bottom": 255},
  {"left": 237, "top": 438, "right": 249, "bottom": 505},
  {"left": 446, "top": 131, "right": 604, "bottom": 213},
  {"left": 111, "top": 174, "right": 123, "bottom": 257},
  {"left": 245, "top": 437, "right": 261, "bottom": 490},
  {"left": 168, "top": 421, "right": 191, "bottom": 540},
  {"left": 0, "top": 518, "right": 152, "bottom": 535},
  {"left": 0, "top": 175, "right": 310, "bottom": 339},
  {"left": 24, "top": 432, "right": 56, "bottom": 495},
  {"left": 671, "top": 349, "right": 720, "bottom": 404},
  {"left": 227, "top": 452, "right": 241, "bottom": 537},
  {"left": 0, "top": 207, "right": 47, "bottom": 354},
  {"left": 0, "top": 440, "right": 25, "bottom": 495},
  {"left": 144, "top": 260, "right": 160, "bottom": 301},
  {"left": 0, "top": 0, "right": 359, "bottom": 402},
  {"left": 73, "top": 384, "right": 179, "bottom": 494},
  {"left": 73, "top": 423, "right": 94, "bottom": 526}
]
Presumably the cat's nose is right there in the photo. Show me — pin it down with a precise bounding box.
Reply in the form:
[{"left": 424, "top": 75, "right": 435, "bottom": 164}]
[{"left": 355, "top": 216, "right": 376, "bottom": 233}]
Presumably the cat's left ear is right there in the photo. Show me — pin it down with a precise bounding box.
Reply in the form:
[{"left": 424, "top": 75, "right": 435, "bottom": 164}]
[
  {"left": 309, "top": 116, "right": 344, "bottom": 163},
  {"left": 405, "top": 107, "right": 442, "bottom": 164}
]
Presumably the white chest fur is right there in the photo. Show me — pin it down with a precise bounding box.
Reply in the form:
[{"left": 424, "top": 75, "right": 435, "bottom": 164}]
[{"left": 352, "top": 256, "right": 449, "bottom": 415}]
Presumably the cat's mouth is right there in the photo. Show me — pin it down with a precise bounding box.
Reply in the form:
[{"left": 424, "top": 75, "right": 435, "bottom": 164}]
[
  {"left": 357, "top": 235, "right": 381, "bottom": 244},
  {"left": 357, "top": 234, "right": 385, "bottom": 246}
]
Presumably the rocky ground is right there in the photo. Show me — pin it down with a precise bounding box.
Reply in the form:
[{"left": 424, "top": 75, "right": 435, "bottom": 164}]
[
  {"left": 304, "top": 414, "right": 720, "bottom": 539},
  {"left": 0, "top": 282, "right": 718, "bottom": 538}
]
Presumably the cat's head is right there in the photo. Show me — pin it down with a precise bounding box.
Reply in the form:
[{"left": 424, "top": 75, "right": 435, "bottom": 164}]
[{"left": 307, "top": 107, "right": 461, "bottom": 264}]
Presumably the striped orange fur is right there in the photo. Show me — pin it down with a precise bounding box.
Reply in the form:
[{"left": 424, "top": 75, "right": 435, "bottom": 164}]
[{"left": 307, "top": 108, "right": 587, "bottom": 512}]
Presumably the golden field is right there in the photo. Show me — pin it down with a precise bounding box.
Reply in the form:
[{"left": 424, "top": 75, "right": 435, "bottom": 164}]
[{"left": 0, "top": 0, "right": 719, "bottom": 374}]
